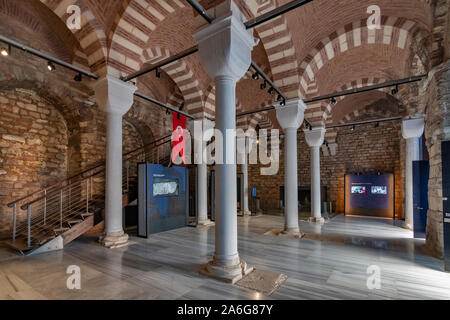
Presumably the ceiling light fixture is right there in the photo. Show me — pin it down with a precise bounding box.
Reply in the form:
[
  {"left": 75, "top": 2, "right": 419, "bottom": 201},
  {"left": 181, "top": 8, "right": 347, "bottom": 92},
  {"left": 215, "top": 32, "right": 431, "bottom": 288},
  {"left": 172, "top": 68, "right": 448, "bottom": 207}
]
[
  {"left": 351, "top": 125, "right": 356, "bottom": 131},
  {"left": 268, "top": 87, "right": 274, "bottom": 95},
  {"left": 280, "top": 99, "right": 286, "bottom": 106},
  {"left": 47, "top": 61, "right": 55, "bottom": 72},
  {"left": 74, "top": 72, "right": 82, "bottom": 82},
  {"left": 391, "top": 85, "right": 398, "bottom": 95},
  {"left": 331, "top": 97, "right": 337, "bottom": 105},
  {"left": 260, "top": 81, "right": 267, "bottom": 90},
  {"left": 156, "top": 68, "right": 162, "bottom": 79},
  {"left": 0, "top": 45, "right": 10, "bottom": 57},
  {"left": 252, "top": 72, "right": 259, "bottom": 80}
]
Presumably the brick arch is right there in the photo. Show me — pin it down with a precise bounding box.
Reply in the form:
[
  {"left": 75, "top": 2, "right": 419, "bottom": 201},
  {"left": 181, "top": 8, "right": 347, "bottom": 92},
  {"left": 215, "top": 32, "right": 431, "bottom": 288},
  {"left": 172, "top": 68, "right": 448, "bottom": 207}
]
[
  {"left": 320, "top": 77, "right": 390, "bottom": 127},
  {"left": 40, "top": 0, "right": 108, "bottom": 75},
  {"left": 138, "top": 46, "right": 204, "bottom": 118},
  {"left": 298, "top": 17, "right": 427, "bottom": 97},
  {"left": 253, "top": 2, "right": 301, "bottom": 99},
  {"left": 107, "top": 0, "right": 186, "bottom": 75}
]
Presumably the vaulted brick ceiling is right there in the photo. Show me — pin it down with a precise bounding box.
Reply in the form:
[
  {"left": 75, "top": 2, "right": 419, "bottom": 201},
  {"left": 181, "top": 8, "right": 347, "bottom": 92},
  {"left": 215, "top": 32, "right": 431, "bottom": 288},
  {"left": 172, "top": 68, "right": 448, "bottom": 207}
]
[{"left": 0, "top": 0, "right": 436, "bottom": 128}]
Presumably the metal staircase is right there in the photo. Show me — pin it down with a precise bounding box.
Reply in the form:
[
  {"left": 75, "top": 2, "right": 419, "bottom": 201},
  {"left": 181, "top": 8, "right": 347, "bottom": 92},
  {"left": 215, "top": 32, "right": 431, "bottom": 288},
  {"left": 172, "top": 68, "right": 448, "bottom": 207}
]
[{"left": 4, "top": 134, "right": 173, "bottom": 255}]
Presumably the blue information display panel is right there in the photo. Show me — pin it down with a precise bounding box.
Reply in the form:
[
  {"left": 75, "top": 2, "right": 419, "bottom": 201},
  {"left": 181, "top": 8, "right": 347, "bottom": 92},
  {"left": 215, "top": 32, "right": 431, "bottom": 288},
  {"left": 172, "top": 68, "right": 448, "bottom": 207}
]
[
  {"left": 345, "top": 173, "right": 394, "bottom": 218},
  {"left": 138, "top": 164, "right": 188, "bottom": 237}
]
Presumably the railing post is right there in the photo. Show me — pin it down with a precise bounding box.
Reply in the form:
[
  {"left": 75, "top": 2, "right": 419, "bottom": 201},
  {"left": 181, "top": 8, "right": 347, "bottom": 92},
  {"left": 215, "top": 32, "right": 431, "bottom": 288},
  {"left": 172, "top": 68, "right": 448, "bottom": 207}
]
[
  {"left": 86, "top": 178, "right": 89, "bottom": 214},
  {"left": 43, "top": 189, "right": 47, "bottom": 225},
  {"left": 68, "top": 179, "right": 71, "bottom": 210},
  {"left": 60, "top": 190, "right": 63, "bottom": 228},
  {"left": 126, "top": 160, "right": 130, "bottom": 192},
  {"left": 27, "top": 205, "right": 31, "bottom": 248},
  {"left": 12, "top": 203, "right": 16, "bottom": 242}
]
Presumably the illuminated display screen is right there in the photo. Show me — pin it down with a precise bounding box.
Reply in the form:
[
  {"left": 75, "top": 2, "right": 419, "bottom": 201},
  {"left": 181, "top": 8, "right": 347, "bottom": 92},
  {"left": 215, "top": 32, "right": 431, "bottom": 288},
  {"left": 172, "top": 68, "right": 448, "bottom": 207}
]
[
  {"left": 371, "top": 186, "right": 387, "bottom": 195},
  {"left": 153, "top": 177, "right": 179, "bottom": 196},
  {"left": 351, "top": 186, "right": 366, "bottom": 194}
]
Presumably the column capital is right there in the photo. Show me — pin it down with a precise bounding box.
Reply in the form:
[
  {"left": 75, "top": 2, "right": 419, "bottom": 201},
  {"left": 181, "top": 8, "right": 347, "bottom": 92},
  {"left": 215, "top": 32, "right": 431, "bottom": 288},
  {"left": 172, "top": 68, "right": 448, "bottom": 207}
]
[
  {"left": 276, "top": 98, "right": 307, "bottom": 130},
  {"left": 402, "top": 118, "right": 424, "bottom": 139},
  {"left": 193, "top": 1, "right": 258, "bottom": 81},
  {"left": 304, "top": 127, "right": 326, "bottom": 147},
  {"left": 95, "top": 75, "right": 137, "bottom": 115}
]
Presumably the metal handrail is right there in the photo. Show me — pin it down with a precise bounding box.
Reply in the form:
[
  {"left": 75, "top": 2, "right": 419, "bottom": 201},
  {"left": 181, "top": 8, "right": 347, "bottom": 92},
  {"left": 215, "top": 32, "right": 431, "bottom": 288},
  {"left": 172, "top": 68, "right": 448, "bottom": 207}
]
[
  {"left": 7, "top": 134, "right": 172, "bottom": 208},
  {"left": 10, "top": 134, "right": 174, "bottom": 246}
]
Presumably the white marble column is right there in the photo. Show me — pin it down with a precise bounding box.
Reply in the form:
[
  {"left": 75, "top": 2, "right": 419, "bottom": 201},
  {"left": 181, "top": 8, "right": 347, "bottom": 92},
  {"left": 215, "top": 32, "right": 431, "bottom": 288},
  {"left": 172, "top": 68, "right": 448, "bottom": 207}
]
[
  {"left": 194, "top": 1, "right": 257, "bottom": 283},
  {"left": 305, "top": 127, "right": 326, "bottom": 223},
  {"left": 402, "top": 118, "right": 424, "bottom": 230},
  {"left": 276, "top": 98, "right": 306, "bottom": 235},
  {"left": 192, "top": 119, "right": 214, "bottom": 226},
  {"left": 95, "top": 75, "right": 137, "bottom": 248}
]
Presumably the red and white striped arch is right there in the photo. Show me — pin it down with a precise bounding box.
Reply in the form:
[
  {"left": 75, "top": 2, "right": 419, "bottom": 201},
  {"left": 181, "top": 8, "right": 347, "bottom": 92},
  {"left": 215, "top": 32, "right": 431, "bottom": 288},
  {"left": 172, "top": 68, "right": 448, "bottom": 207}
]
[
  {"left": 107, "top": 0, "right": 186, "bottom": 75},
  {"left": 40, "top": 0, "right": 107, "bottom": 75},
  {"left": 138, "top": 46, "right": 204, "bottom": 118},
  {"left": 253, "top": 2, "right": 301, "bottom": 99}
]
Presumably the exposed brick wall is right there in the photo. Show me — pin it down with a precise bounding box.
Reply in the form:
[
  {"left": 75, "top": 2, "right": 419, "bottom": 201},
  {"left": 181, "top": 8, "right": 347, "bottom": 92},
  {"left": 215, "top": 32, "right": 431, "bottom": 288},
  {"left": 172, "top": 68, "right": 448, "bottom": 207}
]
[
  {"left": 0, "top": 89, "right": 68, "bottom": 237},
  {"left": 248, "top": 117, "right": 403, "bottom": 217}
]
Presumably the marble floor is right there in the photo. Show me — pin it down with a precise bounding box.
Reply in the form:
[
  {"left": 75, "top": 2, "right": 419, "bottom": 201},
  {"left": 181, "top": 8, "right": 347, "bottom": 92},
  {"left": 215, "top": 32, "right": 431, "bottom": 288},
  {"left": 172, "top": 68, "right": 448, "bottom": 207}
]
[{"left": 0, "top": 214, "right": 450, "bottom": 300}]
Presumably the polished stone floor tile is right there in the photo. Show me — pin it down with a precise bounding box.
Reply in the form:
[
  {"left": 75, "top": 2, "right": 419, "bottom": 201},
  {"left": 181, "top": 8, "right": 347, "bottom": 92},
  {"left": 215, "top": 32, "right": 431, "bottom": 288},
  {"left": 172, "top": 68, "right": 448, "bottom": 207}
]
[{"left": 0, "top": 214, "right": 449, "bottom": 300}]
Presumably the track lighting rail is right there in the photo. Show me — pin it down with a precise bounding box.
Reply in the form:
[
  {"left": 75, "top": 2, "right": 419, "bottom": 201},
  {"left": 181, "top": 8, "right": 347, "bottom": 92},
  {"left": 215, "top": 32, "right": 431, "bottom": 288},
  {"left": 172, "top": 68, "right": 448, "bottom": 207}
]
[{"left": 0, "top": 34, "right": 99, "bottom": 80}]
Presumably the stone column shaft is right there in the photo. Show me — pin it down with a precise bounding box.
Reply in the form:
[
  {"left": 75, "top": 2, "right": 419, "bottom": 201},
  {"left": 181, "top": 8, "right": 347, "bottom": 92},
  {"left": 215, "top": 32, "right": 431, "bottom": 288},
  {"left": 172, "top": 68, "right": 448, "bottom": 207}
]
[
  {"left": 276, "top": 98, "right": 307, "bottom": 235},
  {"left": 402, "top": 118, "right": 424, "bottom": 230},
  {"left": 95, "top": 76, "right": 136, "bottom": 248},
  {"left": 193, "top": 0, "right": 257, "bottom": 283},
  {"left": 305, "top": 127, "right": 326, "bottom": 222}
]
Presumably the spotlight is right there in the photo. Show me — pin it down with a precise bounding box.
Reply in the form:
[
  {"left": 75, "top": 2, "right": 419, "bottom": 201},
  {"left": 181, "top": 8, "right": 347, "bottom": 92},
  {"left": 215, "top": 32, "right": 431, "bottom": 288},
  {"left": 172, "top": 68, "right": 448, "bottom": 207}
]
[
  {"left": 166, "top": 109, "right": 171, "bottom": 115},
  {"left": 326, "top": 142, "right": 329, "bottom": 147},
  {"left": 351, "top": 125, "right": 356, "bottom": 131},
  {"left": 260, "top": 81, "right": 267, "bottom": 90},
  {"left": 47, "top": 61, "right": 55, "bottom": 72},
  {"left": 252, "top": 72, "right": 259, "bottom": 80},
  {"left": 374, "top": 122, "right": 379, "bottom": 128},
  {"left": 331, "top": 97, "right": 337, "bottom": 105},
  {"left": 280, "top": 99, "right": 286, "bottom": 106},
  {"left": 156, "top": 68, "right": 162, "bottom": 79},
  {"left": 391, "top": 85, "right": 398, "bottom": 95},
  {"left": 74, "top": 73, "right": 82, "bottom": 82},
  {"left": 1, "top": 45, "right": 10, "bottom": 57},
  {"left": 277, "top": 94, "right": 283, "bottom": 101},
  {"left": 268, "top": 87, "right": 275, "bottom": 95}
]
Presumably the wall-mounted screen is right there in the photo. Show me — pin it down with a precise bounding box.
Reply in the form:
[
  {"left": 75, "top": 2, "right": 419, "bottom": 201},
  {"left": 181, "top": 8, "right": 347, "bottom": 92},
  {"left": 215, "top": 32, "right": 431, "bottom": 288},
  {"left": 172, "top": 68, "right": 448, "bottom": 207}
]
[
  {"left": 371, "top": 186, "right": 387, "bottom": 195},
  {"left": 345, "top": 174, "right": 394, "bottom": 218},
  {"left": 351, "top": 186, "right": 366, "bottom": 194},
  {"left": 153, "top": 177, "right": 179, "bottom": 196}
]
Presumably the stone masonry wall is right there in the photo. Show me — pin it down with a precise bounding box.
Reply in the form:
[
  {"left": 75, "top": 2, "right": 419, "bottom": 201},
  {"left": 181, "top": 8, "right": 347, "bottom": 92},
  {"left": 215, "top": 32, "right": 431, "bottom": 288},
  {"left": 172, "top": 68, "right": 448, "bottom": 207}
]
[
  {"left": 248, "top": 118, "right": 403, "bottom": 217},
  {"left": 0, "top": 89, "right": 68, "bottom": 237}
]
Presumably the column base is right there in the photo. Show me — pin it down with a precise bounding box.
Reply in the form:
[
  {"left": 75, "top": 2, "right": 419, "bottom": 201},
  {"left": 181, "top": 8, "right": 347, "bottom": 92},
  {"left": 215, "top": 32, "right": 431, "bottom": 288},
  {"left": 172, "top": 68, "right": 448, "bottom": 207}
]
[
  {"left": 401, "top": 222, "right": 413, "bottom": 231},
  {"left": 199, "top": 258, "right": 253, "bottom": 284},
  {"left": 99, "top": 231, "right": 129, "bottom": 249},
  {"left": 282, "top": 227, "right": 301, "bottom": 236},
  {"left": 197, "top": 219, "right": 215, "bottom": 227},
  {"left": 241, "top": 210, "right": 252, "bottom": 216},
  {"left": 308, "top": 217, "right": 325, "bottom": 223}
]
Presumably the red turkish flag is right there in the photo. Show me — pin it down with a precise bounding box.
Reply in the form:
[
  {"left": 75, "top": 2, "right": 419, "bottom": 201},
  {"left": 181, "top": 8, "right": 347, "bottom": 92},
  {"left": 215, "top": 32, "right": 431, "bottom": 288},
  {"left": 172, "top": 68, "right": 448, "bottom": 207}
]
[{"left": 172, "top": 112, "right": 186, "bottom": 164}]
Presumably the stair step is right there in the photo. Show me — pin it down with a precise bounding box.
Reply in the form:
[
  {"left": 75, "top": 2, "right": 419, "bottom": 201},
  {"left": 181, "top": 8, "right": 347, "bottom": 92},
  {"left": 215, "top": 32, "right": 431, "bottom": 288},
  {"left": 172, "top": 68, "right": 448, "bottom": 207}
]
[
  {"left": 4, "top": 239, "right": 33, "bottom": 252},
  {"left": 39, "top": 235, "right": 56, "bottom": 245},
  {"left": 53, "top": 228, "right": 70, "bottom": 234},
  {"left": 67, "top": 219, "right": 83, "bottom": 225},
  {"left": 81, "top": 212, "right": 94, "bottom": 218}
]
